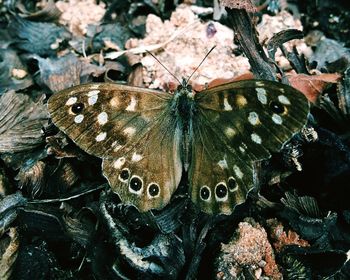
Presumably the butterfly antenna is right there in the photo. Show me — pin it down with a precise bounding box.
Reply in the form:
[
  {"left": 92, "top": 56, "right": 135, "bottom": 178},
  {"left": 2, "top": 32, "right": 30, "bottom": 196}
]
[
  {"left": 146, "top": 50, "right": 182, "bottom": 85},
  {"left": 186, "top": 45, "right": 216, "bottom": 84}
]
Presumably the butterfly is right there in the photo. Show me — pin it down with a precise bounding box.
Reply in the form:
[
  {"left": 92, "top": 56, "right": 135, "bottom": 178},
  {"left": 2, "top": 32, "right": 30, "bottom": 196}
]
[{"left": 48, "top": 79, "right": 309, "bottom": 215}]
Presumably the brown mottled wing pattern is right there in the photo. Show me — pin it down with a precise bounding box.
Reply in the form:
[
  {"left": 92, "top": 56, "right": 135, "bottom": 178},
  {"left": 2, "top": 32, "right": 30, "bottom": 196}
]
[
  {"left": 48, "top": 83, "right": 182, "bottom": 211},
  {"left": 191, "top": 80, "right": 309, "bottom": 215}
]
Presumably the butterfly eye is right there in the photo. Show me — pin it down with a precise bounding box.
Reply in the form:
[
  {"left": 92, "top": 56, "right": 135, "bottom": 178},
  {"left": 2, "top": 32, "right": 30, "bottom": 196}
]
[
  {"left": 186, "top": 85, "right": 192, "bottom": 91},
  {"left": 215, "top": 183, "right": 228, "bottom": 201},
  {"left": 119, "top": 168, "right": 130, "bottom": 182},
  {"left": 269, "top": 101, "right": 285, "bottom": 114},
  {"left": 129, "top": 176, "right": 143, "bottom": 194},
  {"left": 71, "top": 102, "right": 85, "bottom": 114},
  {"left": 228, "top": 177, "right": 238, "bottom": 192},
  {"left": 200, "top": 186, "right": 211, "bottom": 201},
  {"left": 148, "top": 183, "right": 160, "bottom": 197}
]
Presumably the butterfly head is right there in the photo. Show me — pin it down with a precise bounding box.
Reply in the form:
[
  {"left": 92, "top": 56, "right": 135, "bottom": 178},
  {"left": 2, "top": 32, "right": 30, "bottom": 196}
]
[{"left": 175, "top": 78, "right": 194, "bottom": 99}]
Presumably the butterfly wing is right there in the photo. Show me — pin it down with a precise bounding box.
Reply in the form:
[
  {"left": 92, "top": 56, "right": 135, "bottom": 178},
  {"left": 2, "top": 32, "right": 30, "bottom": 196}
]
[
  {"left": 190, "top": 80, "right": 309, "bottom": 215},
  {"left": 48, "top": 83, "right": 182, "bottom": 211}
]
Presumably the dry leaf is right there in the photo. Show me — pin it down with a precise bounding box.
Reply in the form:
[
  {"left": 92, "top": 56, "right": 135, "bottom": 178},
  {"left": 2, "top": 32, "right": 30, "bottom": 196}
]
[{"left": 288, "top": 73, "right": 341, "bottom": 103}]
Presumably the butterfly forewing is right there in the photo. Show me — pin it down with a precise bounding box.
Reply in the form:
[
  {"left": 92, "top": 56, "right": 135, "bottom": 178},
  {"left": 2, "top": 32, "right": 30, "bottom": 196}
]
[
  {"left": 48, "top": 83, "right": 182, "bottom": 211},
  {"left": 191, "top": 80, "right": 309, "bottom": 214},
  {"left": 48, "top": 83, "right": 173, "bottom": 157}
]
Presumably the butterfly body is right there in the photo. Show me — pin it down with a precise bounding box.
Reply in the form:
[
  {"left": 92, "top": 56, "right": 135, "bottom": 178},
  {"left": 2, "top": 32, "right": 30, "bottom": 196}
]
[{"left": 48, "top": 79, "right": 309, "bottom": 215}]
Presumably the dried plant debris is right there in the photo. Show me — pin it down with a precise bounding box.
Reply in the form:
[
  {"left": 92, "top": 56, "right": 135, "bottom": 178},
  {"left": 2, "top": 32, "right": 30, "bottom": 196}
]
[
  {"left": 0, "top": 1, "right": 350, "bottom": 279},
  {"left": 87, "top": 23, "right": 133, "bottom": 54},
  {"left": 0, "top": 49, "right": 33, "bottom": 92},
  {"left": 17, "top": 0, "right": 62, "bottom": 22},
  {"left": 8, "top": 16, "right": 71, "bottom": 56},
  {"left": 35, "top": 53, "right": 82, "bottom": 92},
  {"left": 0, "top": 228, "right": 20, "bottom": 280},
  {"left": 0, "top": 91, "right": 48, "bottom": 153},
  {"left": 100, "top": 191, "right": 185, "bottom": 279},
  {"left": 215, "top": 219, "right": 281, "bottom": 279},
  {"left": 309, "top": 36, "right": 350, "bottom": 71}
]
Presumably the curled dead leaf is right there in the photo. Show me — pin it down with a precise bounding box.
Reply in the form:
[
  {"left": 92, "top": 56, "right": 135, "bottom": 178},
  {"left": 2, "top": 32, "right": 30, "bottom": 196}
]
[{"left": 288, "top": 73, "right": 341, "bottom": 103}]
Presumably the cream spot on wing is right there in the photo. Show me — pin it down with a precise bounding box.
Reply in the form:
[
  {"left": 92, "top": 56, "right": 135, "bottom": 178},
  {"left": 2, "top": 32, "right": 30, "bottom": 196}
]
[
  {"left": 239, "top": 145, "right": 246, "bottom": 153},
  {"left": 251, "top": 133, "right": 262, "bottom": 144},
  {"left": 126, "top": 96, "right": 137, "bottom": 111},
  {"left": 278, "top": 94, "right": 291, "bottom": 105},
  {"left": 66, "top": 97, "right": 77, "bottom": 106},
  {"left": 97, "top": 112, "right": 108, "bottom": 125},
  {"left": 96, "top": 132, "right": 107, "bottom": 142},
  {"left": 272, "top": 113, "right": 283, "bottom": 125},
  {"left": 132, "top": 152, "right": 143, "bottom": 162},
  {"left": 223, "top": 96, "right": 233, "bottom": 111},
  {"left": 256, "top": 81, "right": 265, "bottom": 87},
  {"left": 218, "top": 158, "right": 228, "bottom": 169},
  {"left": 248, "top": 112, "right": 260, "bottom": 125},
  {"left": 236, "top": 94, "right": 247, "bottom": 107},
  {"left": 88, "top": 90, "right": 100, "bottom": 96},
  {"left": 233, "top": 165, "right": 244, "bottom": 179},
  {"left": 256, "top": 88, "right": 267, "bottom": 104},
  {"left": 110, "top": 96, "right": 119, "bottom": 107},
  {"left": 87, "top": 90, "right": 99, "bottom": 105},
  {"left": 74, "top": 114, "right": 84, "bottom": 123},
  {"left": 90, "top": 84, "right": 100, "bottom": 90},
  {"left": 113, "top": 157, "right": 126, "bottom": 169},
  {"left": 123, "top": 127, "right": 136, "bottom": 137},
  {"left": 225, "top": 127, "right": 236, "bottom": 138},
  {"left": 111, "top": 141, "right": 123, "bottom": 152}
]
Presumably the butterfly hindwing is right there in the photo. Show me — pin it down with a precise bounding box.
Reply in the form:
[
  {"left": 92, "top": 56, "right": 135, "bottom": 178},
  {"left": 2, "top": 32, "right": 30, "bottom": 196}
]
[
  {"left": 48, "top": 83, "right": 182, "bottom": 211},
  {"left": 191, "top": 80, "right": 309, "bottom": 214},
  {"left": 101, "top": 111, "right": 183, "bottom": 211}
]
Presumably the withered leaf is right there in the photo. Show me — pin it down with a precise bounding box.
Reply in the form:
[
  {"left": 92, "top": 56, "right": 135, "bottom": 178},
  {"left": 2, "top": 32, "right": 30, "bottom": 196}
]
[
  {"left": 8, "top": 16, "right": 71, "bottom": 56},
  {"left": 0, "top": 91, "right": 48, "bottom": 153},
  {"left": 36, "top": 54, "right": 82, "bottom": 92},
  {"left": 0, "top": 49, "right": 33, "bottom": 92},
  {"left": 288, "top": 73, "right": 341, "bottom": 103}
]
